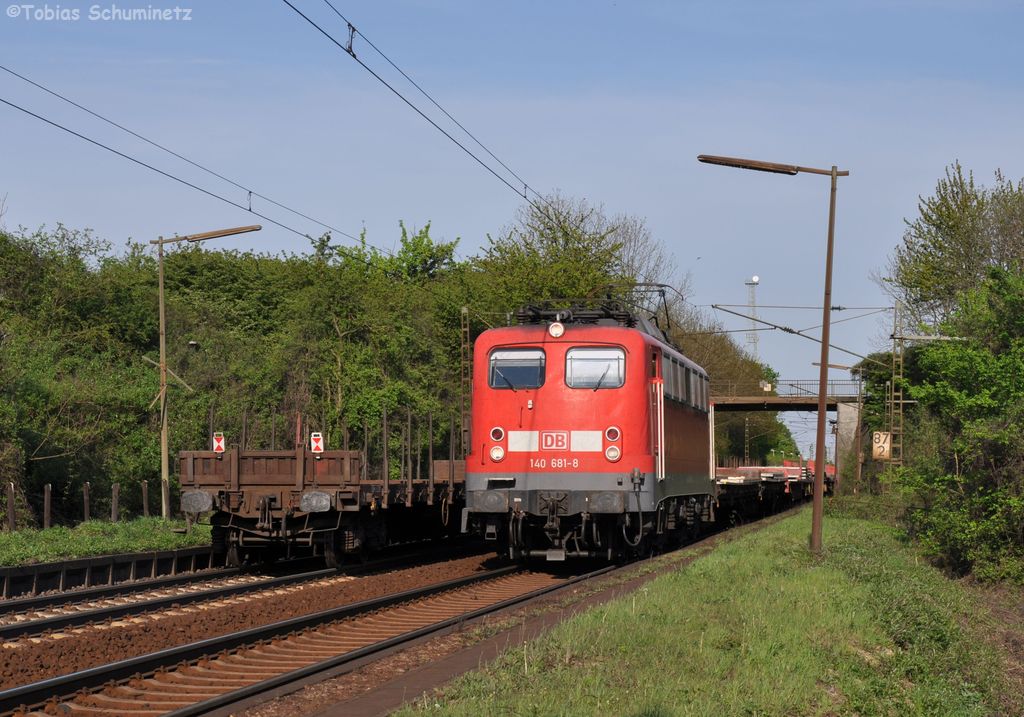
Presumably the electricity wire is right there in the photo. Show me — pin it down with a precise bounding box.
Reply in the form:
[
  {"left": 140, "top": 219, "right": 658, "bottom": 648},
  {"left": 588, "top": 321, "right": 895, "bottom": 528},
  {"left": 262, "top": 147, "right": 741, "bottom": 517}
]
[
  {"left": 0, "top": 63, "right": 359, "bottom": 242},
  {"left": 798, "top": 307, "right": 890, "bottom": 334},
  {"left": 280, "top": 0, "right": 528, "bottom": 200},
  {"left": 319, "top": 0, "right": 534, "bottom": 196},
  {"left": 1, "top": 92, "right": 552, "bottom": 357},
  {"left": 705, "top": 304, "right": 893, "bottom": 311},
  {"left": 0, "top": 95, "right": 454, "bottom": 295},
  {"left": 0, "top": 93, "right": 508, "bottom": 349},
  {"left": 710, "top": 304, "right": 887, "bottom": 367},
  {"left": 278, "top": 0, "right": 569, "bottom": 231}
]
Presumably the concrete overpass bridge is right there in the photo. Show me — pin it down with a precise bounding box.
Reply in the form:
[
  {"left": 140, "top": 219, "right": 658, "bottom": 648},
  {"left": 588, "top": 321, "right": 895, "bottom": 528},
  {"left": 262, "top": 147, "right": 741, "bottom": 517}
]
[{"left": 711, "top": 379, "right": 860, "bottom": 412}]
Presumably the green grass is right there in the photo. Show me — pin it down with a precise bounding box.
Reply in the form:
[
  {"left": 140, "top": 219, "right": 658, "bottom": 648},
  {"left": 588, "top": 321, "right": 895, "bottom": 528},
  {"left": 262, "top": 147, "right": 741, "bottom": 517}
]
[
  {"left": 0, "top": 518, "right": 211, "bottom": 566},
  {"left": 402, "top": 509, "right": 1010, "bottom": 717}
]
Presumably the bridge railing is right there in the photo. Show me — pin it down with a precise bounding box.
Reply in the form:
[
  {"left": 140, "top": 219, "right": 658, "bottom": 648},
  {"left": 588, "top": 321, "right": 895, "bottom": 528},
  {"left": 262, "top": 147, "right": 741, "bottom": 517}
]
[{"left": 710, "top": 379, "right": 861, "bottom": 397}]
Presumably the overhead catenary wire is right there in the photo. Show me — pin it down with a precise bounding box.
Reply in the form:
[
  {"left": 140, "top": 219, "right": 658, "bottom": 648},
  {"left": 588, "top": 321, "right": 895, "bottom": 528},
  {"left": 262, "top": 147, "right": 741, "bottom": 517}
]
[
  {"left": 278, "top": 0, "right": 572, "bottom": 234},
  {"left": 0, "top": 95, "right": 456, "bottom": 302},
  {"left": 0, "top": 96, "right": 318, "bottom": 242},
  {"left": 711, "top": 304, "right": 888, "bottom": 367},
  {"left": 0, "top": 63, "right": 359, "bottom": 243},
  {"left": 704, "top": 304, "right": 893, "bottom": 311},
  {"left": 798, "top": 307, "right": 890, "bottom": 333},
  {"left": 0, "top": 93, "right": 506, "bottom": 344},
  {"left": 318, "top": 0, "right": 535, "bottom": 197},
  {"left": 679, "top": 327, "right": 776, "bottom": 336}
]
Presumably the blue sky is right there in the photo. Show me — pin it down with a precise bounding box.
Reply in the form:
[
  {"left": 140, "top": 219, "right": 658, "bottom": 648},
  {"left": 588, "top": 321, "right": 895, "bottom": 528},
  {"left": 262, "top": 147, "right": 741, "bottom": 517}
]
[{"left": 3, "top": 1, "right": 1022, "bottom": 457}]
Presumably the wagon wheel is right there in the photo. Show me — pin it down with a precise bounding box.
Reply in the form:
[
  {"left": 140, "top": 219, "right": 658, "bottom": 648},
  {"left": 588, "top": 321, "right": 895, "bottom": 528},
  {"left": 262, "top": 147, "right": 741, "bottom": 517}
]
[
  {"left": 727, "top": 510, "right": 744, "bottom": 530},
  {"left": 324, "top": 535, "right": 341, "bottom": 569},
  {"left": 258, "top": 546, "right": 282, "bottom": 568}
]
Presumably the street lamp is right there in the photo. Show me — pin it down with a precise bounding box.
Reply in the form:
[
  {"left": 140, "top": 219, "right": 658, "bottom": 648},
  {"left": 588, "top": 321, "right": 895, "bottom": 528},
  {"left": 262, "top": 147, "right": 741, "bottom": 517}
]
[
  {"left": 150, "top": 224, "right": 261, "bottom": 519},
  {"left": 698, "top": 154, "right": 849, "bottom": 555}
]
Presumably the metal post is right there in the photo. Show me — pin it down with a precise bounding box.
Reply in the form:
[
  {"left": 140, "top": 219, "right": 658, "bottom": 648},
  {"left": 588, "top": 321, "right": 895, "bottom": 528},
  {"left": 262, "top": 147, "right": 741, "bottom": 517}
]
[
  {"left": 6, "top": 483, "right": 15, "bottom": 531},
  {"left": 743, "top": 416, "right": 750, "bottom": 465},
  {"left": 406, "top": 408, "right": 413, "bottom": 507},
  {"left": 241, "top": 407, "right": 248, "bottom": 451},
  {"left": 111, "top": 483, "right": 120, "bottom": 522},
  {"left": 831, "top": 420, "right": 840, "bottom": 493},
  {"left": 142, "top": 480, "right": 149, "bottom": 517},
  {"left": 150, "top": 226, "right": 261, "bottom": 521},
  {"left": 448, "top": 416, "right": 456, "bottom": 492},
  {"left": 157, "top": 239, "right": 170, "bottom": 519},
  {"left": 83, "top": 481, "right": 91, "bottom": 522},
  {"left": 854, "top": 376, "right": 864, "bottom": 494},
  {"left": 43, "top": 483, "right": 52, "bottom": 530},
  {"left": 381, "top": 409, "right": 389, "bottom": 508},
  {"left": 427, "top": 411, "right": 435, "bottom": 505},
  {"left": 810, "top": 166, "right": 839, "bottom": 555}
]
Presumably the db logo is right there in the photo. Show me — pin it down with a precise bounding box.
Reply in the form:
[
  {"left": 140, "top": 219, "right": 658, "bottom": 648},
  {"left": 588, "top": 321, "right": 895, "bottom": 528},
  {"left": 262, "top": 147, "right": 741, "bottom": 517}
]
[{"left": 540, "top": 431, "right": 568, "bottom": 451}]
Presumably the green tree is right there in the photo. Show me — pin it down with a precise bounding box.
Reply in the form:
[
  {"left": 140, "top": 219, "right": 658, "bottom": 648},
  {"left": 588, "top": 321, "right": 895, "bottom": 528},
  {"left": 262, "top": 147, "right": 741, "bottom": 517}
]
[
  {"left": 885, "top": 162, "right": 1024, "bottom": 325},
  {"left": 895, "top": 268, "right": 1024, "bottom": 580}
]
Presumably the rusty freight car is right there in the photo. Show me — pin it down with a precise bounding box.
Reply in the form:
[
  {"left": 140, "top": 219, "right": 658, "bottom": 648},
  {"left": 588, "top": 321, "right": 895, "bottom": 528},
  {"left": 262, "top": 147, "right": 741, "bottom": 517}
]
[{"left": 179, "top": 446, "right": 465, "bottom": 567}]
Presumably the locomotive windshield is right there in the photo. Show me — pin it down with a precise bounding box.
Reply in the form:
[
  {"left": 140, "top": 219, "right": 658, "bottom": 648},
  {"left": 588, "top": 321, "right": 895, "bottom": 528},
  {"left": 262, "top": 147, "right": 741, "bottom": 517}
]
[
  {"left": 489, "top": 348, "right": 545, "bottom": 390},
  {"left": 565, "top": 347, "right": 625, "bottom": 389}
]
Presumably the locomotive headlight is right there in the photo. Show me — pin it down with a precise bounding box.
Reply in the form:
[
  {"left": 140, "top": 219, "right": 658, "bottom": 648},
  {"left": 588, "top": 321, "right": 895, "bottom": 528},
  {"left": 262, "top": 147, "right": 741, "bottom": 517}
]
[
  {"left": 605, "top": 426, "right": 621, "bottom": 442},
  {"left": 490, "top": 426, "right": 505, "bottom": 441},
  {"left": 605, "top": 445, "right": 621, "bottom": 462},
  {"left": 490, "top": 445, "right": 506, "bottom": 462},
  {"left": 548, "top": 321, "right": 565, "bottom": 338}
]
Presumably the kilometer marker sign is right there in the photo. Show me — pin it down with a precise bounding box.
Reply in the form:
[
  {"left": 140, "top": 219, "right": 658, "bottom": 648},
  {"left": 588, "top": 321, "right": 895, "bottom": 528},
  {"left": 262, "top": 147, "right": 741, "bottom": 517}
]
[
  {"left": 212, "top": 432, "right": 225, "bottom": 454},
  {"left": 310, "top": 432, "right": 324, "bottom": 454}
]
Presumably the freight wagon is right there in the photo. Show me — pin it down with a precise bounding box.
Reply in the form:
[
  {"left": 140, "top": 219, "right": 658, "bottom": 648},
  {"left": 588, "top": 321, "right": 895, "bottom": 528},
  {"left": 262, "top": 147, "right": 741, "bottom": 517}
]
[{"left": 180, "top": 446, "right": 464, "bottom": 567}]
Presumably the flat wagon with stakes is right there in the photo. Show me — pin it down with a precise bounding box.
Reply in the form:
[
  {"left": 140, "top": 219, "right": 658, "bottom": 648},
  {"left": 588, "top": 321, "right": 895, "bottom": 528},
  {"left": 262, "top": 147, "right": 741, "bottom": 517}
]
[{"left": 179, "top": 433, "right": 465, "bottom": 567}]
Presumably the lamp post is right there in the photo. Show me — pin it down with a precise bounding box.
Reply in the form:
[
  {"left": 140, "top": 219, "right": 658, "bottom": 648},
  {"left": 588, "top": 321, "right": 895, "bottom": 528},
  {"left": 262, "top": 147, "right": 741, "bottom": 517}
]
[
  {"left": 698, "top": 154, "right": 848, "bottom": 554},
  {"left": 150, "top": 224, "right": 261, "bottom": 519}
]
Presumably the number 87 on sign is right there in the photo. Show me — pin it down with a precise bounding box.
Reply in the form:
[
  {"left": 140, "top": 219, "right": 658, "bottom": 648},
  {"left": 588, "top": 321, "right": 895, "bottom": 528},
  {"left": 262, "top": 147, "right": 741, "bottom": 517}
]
[{"left": 872, "top": 431, "right": 891, "bottom": 460}]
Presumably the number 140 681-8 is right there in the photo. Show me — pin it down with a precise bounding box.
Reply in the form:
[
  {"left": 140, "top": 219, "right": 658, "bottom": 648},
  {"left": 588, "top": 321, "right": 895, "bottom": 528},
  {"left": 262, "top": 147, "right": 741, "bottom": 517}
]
[{"left": 530, "top": 457, "right": 580, "bottom": 469}]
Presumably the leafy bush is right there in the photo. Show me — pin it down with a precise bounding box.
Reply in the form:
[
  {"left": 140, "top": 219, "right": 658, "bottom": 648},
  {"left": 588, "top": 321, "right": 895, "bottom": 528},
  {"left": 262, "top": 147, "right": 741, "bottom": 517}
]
[{"left": 0, "top": 518, "right": 211, "bottom": 566}]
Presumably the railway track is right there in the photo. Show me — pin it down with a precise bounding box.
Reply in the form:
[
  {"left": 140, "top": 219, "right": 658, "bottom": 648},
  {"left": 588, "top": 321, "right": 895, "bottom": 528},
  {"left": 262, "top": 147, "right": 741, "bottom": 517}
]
[
  {"left": 1, "top": 563, "right": 613, "bottom": 716},
  {"left": 0, "top": 566, "right": 337, "bottom": 641},
  {"left": 0, "top": 563, "right": 242, "bottom": 614},
  {"left": 0, "top": 543, "right": 488, "bottom": 642}
]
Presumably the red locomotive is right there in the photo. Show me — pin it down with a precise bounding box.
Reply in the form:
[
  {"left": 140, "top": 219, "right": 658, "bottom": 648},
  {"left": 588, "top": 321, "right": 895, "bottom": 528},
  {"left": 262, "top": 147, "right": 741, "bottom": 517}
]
[{"left": 464, "top": 306, "right": 718, "bottom": 560}]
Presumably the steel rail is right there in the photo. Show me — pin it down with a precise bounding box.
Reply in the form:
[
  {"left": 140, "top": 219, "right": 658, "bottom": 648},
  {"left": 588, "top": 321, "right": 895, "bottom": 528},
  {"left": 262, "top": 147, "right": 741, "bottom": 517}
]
[
  {"left": 0, "top": 544, "right": 220, "bottom": 601},
  {"left": 0, "top": 537, "right": 480, "bottom": 613},
  {"left": 0, "top": 565, "right": 521, "bottom": 715},
  {"left": 0, "top": 566, "right": 337, "bottom": 641},
  {"left": 167, "top": 564, "right": 617, "bottom": 717},
  {"left": 0, "top": 565, "right": 241, "bottom": 615},
  {"left": 0, "top": 542, "right": 489, "bottom": 640}
]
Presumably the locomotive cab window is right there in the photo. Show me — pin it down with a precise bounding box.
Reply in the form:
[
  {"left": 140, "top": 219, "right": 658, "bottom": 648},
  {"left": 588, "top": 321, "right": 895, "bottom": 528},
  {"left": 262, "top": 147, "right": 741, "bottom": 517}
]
[
  {"left": 566, "top": 347, "right": 625, "bottom": 389},
  {"left": 489, "top": 349, "right": 545, "bottom": 390}
]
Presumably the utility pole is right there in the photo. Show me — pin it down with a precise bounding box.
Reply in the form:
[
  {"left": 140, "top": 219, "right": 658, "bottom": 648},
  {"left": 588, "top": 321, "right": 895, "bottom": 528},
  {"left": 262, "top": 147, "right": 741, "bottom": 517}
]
[
  {"left": 743, "top": 416, "right": 750, "bottom": 465},
  {"left": 745, "top": 275, "right": 760, "bottom": 359},
  {"left": 698, "top": 154, "right": 848, "bottom": 555},
  {"left": 855, "top": 372, "right": 864, "bottom": 494},
  {"left": 150, "top": 224, "right": 261, "bottom": 519},
  {"left": 890, "top": 302, "right": 904, "bottom": 468},
  {"left": 459, "top": 306, "right": 472, "bottom": 458},
  {"left": 830, "top": 418, "right": 839, "bottom": 492}
]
